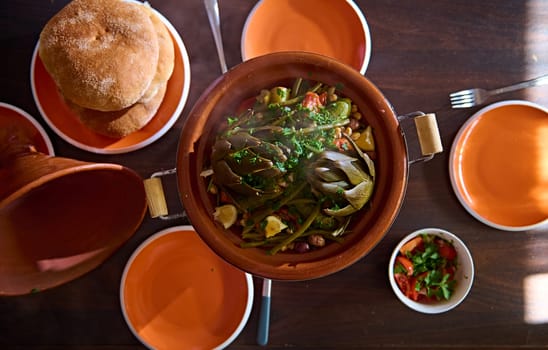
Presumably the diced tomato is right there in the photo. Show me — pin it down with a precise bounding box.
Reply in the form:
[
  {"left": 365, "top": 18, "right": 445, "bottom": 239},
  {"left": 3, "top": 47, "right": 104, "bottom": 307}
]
[
  {"left": 399, "top": 236, "right": 423, "bottom": 255},
  {"left": 394, "top": 273, "right": 410, "bottom": 294},
  {"left": 219, "top": 191, "right": 232, "bottom": 204},
  {"left": 396, "top": 256, "right": 414, "bottom": 276},
  {"left": 444, "top": 266, "right": 456, "bottom": 280},
  {"left": 436, "top": 239, "right": 457, "bottom": 260},
  {"left": 395, "top": 273, "right": 420, "bottom": 301},
  {"left": 276, "top": 207, "right": 298, "bottom": 225},
  {"left": 334, "top": 138, "right": 351, "bottom": 151},
  {"left": 407, "top": 277, "right": 420, "bottom": 301},
  {"left": 319, "top": 91, "right": 328, "bottom": 105},
  {"left": 302, "top": 92, "right": 322, "bottom": 111}
]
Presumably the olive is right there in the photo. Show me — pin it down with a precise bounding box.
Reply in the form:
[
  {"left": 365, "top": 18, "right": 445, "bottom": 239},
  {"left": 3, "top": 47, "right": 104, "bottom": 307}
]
[{"left": 294, "top": 242, "right": 310, "bottom": 253}]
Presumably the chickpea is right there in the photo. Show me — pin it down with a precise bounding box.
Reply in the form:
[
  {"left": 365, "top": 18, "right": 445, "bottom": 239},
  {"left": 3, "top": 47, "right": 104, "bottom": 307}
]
[
  {"left": 351, "top": 104, "right": 358, "bottom": 113},
  {"left": 308, "top": 234, "right": 326, "bottom": 247},
  {"left": 257, "top": 89, "right": 270, "bottom": 105},
  {"left": 344, "top": 127, "right": 353, "bottom": 136},
  {"left": 334, "top": 127, "right": 342, "bottom": 139},
  {"left": 280, "top": 242, "right": 295, "bottom": 252},
  {"left": 352, "top": 111, "right": 362, "bottom": 120},
  {"left": 349, "top": 118, "right": 360, "bottom": 130},
  {"left": 351, "top": 132, "right": 361, "bottom": 140}
]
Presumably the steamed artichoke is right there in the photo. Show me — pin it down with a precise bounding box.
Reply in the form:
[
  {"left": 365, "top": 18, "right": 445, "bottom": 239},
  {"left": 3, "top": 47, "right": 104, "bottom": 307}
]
[{"left": 308, "top": 137, "right": 375, "bottom": 216}]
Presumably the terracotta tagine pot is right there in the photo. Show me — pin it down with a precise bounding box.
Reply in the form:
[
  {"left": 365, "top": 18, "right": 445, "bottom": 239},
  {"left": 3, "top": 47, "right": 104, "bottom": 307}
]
[
  {"left": 0, "top": 127, "right": 147, "bottom": 296},
  {"left": 172, "top": 51, "right": 442, "bottom": 281}
]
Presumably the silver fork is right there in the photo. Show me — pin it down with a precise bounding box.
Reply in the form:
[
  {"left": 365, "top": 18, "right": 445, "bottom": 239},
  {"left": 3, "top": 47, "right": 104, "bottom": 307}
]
[{"left": 449, "top": 74, "right": 548, "bottom": 108}]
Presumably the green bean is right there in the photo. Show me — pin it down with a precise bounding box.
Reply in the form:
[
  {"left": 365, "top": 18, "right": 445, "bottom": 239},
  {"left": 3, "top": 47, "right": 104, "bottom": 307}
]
[
  {"left": 291, "top": 78, "right": 303, "bottom": 98},
  {"left": 286, "top": 198, "right": 316, "bottom": 206},
  {"left": 242, "top": 181, "right": 308, "bottom": 233},
  {"left": 240, "top": 234, "right": 288, "bottom": 248},
  {"left": 298, "top": 120, "right": 350, "bottom": 134},
  {"left": 309, "top": 82, "right": 323, "bottom": 93},
  {"left": 241, "top": 232, "right": 266, "bottom": 240},
  {"left": 278, "top": 95, "right": 305, "bottom": 107},
  {"left": 268, "top": 204, "right": 321, "bottom": 255},
  {"left": 212, "top": 78, "right": 375, "bottom": 254},
  {"left": 242, "top": 180, "right": 308, "bottom": 234}
]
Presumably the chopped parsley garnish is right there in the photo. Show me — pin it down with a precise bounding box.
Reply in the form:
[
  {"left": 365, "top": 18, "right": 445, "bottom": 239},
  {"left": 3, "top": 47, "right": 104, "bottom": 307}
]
[
  {"left": 227, "top": 116, "right": 238, "bottom": 126},
  {"left": 395, "top": 234, "right": 458, "bottom": 302}
]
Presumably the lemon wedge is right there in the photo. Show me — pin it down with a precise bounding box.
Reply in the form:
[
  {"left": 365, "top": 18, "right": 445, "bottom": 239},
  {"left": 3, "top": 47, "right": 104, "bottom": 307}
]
[
  {"left": 213, "top": 204, "right": 238, "bottom": 229},
  {"left": 355, "top": 125, "right": 375, "bottom": 151},
  {"left": 263, "top": 215, "right": 288, "bottom": 238}
]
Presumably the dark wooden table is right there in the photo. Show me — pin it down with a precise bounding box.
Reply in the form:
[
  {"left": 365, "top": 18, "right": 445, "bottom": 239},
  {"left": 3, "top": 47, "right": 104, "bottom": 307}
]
[{"left": 1, "top": 0, "right": 548, "bottom": 349}]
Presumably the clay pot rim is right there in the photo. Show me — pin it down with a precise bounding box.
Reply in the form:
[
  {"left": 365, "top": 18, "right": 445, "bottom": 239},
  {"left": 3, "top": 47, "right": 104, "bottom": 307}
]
[
  {"left": 0, "top": 161, "right": 133, "bottom": 208},
  {"left": 177, "top": 51, "right": 408, "bottom": 280}
]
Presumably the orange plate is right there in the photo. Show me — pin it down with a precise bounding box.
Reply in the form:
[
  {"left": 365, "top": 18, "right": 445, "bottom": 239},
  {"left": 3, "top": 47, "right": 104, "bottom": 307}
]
[
  {"left": 0, "top": 102, "right": 54, "bottom": 155},
  {"left": 30, "top": 6, "right": 191, "bottom": 154},
  {"left": 120, "top": 226, "right": 253, "bottom": 349},
  {"left": 241, "top": 0, "right": 371, "bottom": 74},
  {"left": 449, "top": 100, "right": 548, "bottom": 230}
]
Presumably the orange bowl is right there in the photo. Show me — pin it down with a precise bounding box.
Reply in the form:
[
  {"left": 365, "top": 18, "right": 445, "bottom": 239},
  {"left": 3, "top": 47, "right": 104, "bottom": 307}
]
[
  {"left": 0, "top": 102, "right": 54, "bottom": 156},
  {"left": 449, "top": 100, "right": 548, "bottom": 231},
  {"left": 120, "top": 226, "right": 253, "bottom": 349},
  {"left": 241, "top": 0, "right": 371, "bottom": 74},
  {"left": 177, "top": 52, "right": 408, "bottom": 280}
]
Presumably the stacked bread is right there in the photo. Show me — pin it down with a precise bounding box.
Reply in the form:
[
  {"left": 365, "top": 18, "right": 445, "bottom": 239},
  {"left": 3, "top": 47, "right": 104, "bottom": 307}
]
[{"left": 38, "top": 0, "right": 174, "bottom": 138}]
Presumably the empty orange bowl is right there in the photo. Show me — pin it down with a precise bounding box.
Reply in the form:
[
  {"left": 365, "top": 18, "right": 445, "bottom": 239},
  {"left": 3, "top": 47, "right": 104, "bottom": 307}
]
[
  {"left": 241, "top": 0, "right": 371, "bottom": 74},
  {"left": 0, "top": 102, "right": 54, "bottom": 156},
  {"left": 120, "top": 226, "right": 253, "bottom": 349},
  {"left": 449, "top": 100, "right": 548, "bottom": 231}
]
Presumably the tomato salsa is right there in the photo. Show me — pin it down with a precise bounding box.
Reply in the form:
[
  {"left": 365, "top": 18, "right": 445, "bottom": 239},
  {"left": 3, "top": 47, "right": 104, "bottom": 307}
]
[{"left": 393, "top": 234, "right": 458, "bottom": 302}]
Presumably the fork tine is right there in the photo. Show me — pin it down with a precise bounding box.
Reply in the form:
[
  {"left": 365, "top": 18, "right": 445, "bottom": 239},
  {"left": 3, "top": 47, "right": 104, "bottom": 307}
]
[
  {"left": 449, "top": 89, "right": 473, "bottom": 98},
  {"left": 450, "top": 96, "right": 474, "bottom": 104},
  {"left": 450, "top": 94, "right": 474, "bottom": 101},
  {"left": 451, "top": 101, "right": 475, "bottom": 108}
]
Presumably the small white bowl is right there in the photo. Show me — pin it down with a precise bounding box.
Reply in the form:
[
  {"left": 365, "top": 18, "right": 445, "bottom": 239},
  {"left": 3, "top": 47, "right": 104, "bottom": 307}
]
[{"left": 388, "top": 228, "right": 474, "bottom": 314}]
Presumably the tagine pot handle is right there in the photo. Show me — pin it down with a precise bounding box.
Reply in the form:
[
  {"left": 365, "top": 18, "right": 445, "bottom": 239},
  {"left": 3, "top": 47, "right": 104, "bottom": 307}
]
[
  {"left": 398, "top": 112, "right": 443, "bottom": 164},
  {"left": 144, "top": 168, "right": 186, "bottom": 220}
]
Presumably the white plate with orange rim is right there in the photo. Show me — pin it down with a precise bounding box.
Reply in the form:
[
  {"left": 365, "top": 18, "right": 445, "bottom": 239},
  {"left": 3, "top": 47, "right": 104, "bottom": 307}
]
[
  {"left": 241, "top": 0, "right": 371, "bottom": 75},
  {"left": 30, "top": 3, "right": 191, "bottom": 154},
  {"left": 120, "top": 225, "right": 253, "bottom": 350},
  {"left": 0, "top": 102, "right": 54, "bottom": 156},
  {"left": 449, "top": 100, "right": 548, "bottom": 231}
]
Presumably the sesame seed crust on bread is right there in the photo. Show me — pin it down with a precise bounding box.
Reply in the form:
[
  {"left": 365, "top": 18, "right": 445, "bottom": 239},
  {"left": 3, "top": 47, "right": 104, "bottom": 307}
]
[
  {"left": 137, "top": 6, "right": 175, "bottom": 103},
  {"left": 39, "top": 0, "right": 160, "bottom": 111}
]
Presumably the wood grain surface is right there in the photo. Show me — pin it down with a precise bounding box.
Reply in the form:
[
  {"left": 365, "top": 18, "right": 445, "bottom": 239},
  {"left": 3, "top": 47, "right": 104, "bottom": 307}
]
[{"left": 1, "top": 0, "right": 547, "bottom": 349}]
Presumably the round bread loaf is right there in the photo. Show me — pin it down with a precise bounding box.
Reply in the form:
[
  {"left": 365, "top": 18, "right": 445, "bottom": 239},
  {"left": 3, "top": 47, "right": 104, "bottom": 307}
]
[
  {"left": 39, "top": 0, "right": 159, "bottom": 111},
  {"left": 138, "top": 7, "right": 175, "bottom": 103},
  {"left": 69, "top": 83, "right": 168, "bottom": 138}
]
